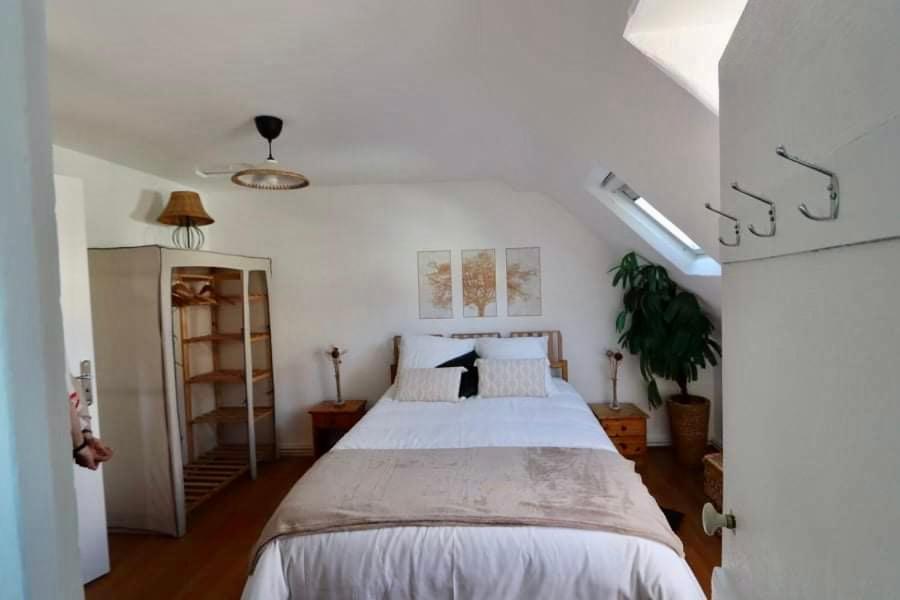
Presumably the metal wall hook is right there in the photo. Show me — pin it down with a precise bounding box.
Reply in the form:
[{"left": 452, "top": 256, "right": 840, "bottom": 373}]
[
  {"left": 731, "top": 182, "right": 776, "bottom": 238},
  {"left": 775, "top": 145, "right": 839, "bottom": 221},
  {"left": 705, "top": 203, "right": 741, "bottom": 247}
]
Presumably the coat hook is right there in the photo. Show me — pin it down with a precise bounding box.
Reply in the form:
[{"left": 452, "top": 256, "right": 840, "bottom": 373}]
[
  {"left": 775, "top": 145, "right": 839, "bottom": 221},
  {"left": 731, "top": 182, "right": 776, "bottom": 238},
  {"left": 705, "top": 203, "right": 741, "bottom": 247}
]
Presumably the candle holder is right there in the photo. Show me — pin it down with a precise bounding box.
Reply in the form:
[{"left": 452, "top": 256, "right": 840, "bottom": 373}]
[
  {"left": 606, "top": 349, "right": 623, "bottom": 410},
  {"left": 326, "top": 346, "right": 348, "bottom": 405}
]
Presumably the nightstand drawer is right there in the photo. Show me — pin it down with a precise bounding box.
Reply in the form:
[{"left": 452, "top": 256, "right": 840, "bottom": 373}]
[
  {"left": 309, "top": 400, "right": 367, "bottom": 459},
  {"left": 612, "top": 436, "right": 647, "bottom": 457},
  {"left": 601, "top": 418, "right": 646, "bottom": 438},
  {"left": 311, "top": 411, "right": 363, "bottom": 429}
]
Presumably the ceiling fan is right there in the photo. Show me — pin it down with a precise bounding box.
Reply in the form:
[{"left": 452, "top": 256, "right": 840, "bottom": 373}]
[{"left": 195, "top": 115, "right": 309, "bottom": 191}]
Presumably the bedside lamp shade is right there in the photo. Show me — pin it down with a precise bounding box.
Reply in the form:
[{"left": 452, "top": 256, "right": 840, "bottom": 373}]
[{"left": 158, "top": 191, "right": 214, "bottom": 249}]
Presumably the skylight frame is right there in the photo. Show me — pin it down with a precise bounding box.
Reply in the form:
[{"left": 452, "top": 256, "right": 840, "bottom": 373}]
[
  {"left": 586, "top": 166, "right": 720, "bottom": 277},
  {"left": 633, "top": 196, "right": 704, "bottom": 254}
]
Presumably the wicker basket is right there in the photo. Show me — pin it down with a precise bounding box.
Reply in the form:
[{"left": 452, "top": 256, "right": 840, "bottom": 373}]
[
  {"left": 703, "top": 452, "right": 724, "bottom": 510},
  {"left": 666, "top": 396, "right": 710, "bottom": 466}
]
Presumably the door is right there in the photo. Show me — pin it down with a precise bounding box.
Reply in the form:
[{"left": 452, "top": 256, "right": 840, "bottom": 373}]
[
  {"left": 716, "top": 2, "right": 900, "bottom": 598},
  {"left": 55, "top": 174, "right": 110, "bottom": 583}
]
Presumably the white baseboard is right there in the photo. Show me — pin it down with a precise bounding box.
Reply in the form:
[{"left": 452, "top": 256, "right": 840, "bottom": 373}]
[
  {"left": 647, "top": 434, "right": 671, "bottom": 447},
  {"left": 279, "top": 444, "right": 314, "bottom": 457}
]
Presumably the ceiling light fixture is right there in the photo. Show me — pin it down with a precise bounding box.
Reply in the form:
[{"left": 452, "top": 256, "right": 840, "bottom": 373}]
[{"left": 231, "top": 115, "right": 309, "bottom": 191}]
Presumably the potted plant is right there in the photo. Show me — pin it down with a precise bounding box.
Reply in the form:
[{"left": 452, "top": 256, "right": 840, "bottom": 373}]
[{"left": 610, "top": 252, "right": 721, "bottom": 465}]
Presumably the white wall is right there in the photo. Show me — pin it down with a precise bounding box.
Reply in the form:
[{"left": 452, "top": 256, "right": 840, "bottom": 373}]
[
  {"left": 53, "top": 146, "right": 722, "bottom": 451},
  {"left": 1, "top": 1, "right": 84, "bottom": 598},
  {"left": 209, "top": 182, "right": 723, "bottom": 450},
  {"left": 52, "top": 146, "right": 206, "bottom": 249}
]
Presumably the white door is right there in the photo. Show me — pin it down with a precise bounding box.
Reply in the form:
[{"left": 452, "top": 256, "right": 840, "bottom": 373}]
[
  {"left": 55, "top": 174, "right": 110, "bottom": 583},
  {"left": 716, "top": 3, "right": 900, "bottom": 599}
]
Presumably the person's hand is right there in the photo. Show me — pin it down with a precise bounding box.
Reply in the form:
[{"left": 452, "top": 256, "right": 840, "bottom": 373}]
[
  {"left": 87, "top": 437, "right": 114, "bottom": 462},
  {"left": 75, "top": 446, "right": 98, "bottom": 470}
]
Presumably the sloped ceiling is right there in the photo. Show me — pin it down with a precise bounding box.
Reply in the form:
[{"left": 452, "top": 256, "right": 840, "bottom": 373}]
[
  {"left": 625, "top": 0, "right": 748, "bottom": 113},
  {"left": 47, "top": 0, "right": 721, "bottom": 309}
]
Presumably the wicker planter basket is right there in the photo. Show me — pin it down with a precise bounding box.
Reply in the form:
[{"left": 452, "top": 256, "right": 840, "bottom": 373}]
[{"left": 666, "top": 395, "right": 710, "bottom": 466}]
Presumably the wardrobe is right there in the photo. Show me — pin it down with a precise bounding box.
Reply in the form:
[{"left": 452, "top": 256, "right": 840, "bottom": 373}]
[{"left": 88, "top": 246, "right": 277, "bottom": 537}]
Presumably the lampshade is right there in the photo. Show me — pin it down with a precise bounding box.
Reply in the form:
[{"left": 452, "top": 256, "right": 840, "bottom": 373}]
[
  {"left": 231, "top": 159, "right": 310, "bottom": 191},
  {"left": 158, "top": 191, "right": 214, "bottom": 226}
]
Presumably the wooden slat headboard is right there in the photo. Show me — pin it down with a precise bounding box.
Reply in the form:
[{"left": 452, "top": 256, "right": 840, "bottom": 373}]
[
  {"left": 510, "top": 330, "right": 563, "bottom": 363},
  {"left": 510, "top": 330, "right": 567, "bottom": 381},
  {"left": 390, "top": 330, "right": 567, "bottom": 382}
]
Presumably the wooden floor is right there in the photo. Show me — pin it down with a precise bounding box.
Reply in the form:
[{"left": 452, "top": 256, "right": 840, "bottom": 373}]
[
  {"left": 86, "top": 448, "right": 720, "bottom": 599},
  {"left": 85, "top": 457, "right": 314, "bottom": 600},
  {"left": 640, "top": 448, "right": 722, "bottom": 598}
]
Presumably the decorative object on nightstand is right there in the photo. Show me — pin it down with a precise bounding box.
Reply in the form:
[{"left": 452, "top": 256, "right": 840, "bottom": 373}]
[
  {"left": 308, "top": 399, "right": 366, "bottom": 458},
  {"left": 605, "top": 349, "right": 623, "bottom": 410},
  {"left": 610, "top": 252, "right": 721, "bottom": 466},
  {"left": 591, "top": 402, "right": 648, "bottom": 461},
  {"left": 326, "top": 346, "right": 348, "bottom": 405}
]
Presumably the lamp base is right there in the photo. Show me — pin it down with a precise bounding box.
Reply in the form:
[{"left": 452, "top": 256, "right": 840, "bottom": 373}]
[{"left": 171, "top": 223, "right": 205, "bottom": 249}]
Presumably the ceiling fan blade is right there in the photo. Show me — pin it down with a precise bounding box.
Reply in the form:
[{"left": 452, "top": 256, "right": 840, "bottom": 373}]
[{"left": 194, "top": 163, "right": 253, "bottom": 178}]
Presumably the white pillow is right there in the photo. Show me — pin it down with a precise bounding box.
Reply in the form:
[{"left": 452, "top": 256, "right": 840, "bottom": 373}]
[
  {"left": 394, "top": 367, "right": 466, "bottom": 402},
  {"left": 475, "top": 337, "right": 555, "bottom": 393},
  {"left": 475, "top": 336, "right": 548, "bottom": 360},
  {"left": 476, "top": 358, "right": 550, "bottom": 398},
  {"left": 399, "top": 335, "right": 476, "bottom": 369}
]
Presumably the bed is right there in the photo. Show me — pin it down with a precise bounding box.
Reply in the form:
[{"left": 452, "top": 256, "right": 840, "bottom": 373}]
[{"left": 243, "top": 332, "right": 704, "bottom": 600}]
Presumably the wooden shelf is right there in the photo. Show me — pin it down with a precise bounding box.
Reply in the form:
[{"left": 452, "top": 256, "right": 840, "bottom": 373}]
[
  {"left": 187, "top": 368, "right": 272, "bottom": 385},
  {"left": 173, "top": 297, "right": 218, "bottom": 307},
  {"left": 183, "top": 331, "right": 270, "bottom": 344},
  {"left": 219, "top": 293, "right": 267, "bottom": 304},
  {"left": 183, "top": 447, "right": 249, "bottom": 512},
  {"left": 191, "top": 406, "right": 273, "bottom": 425},
  {"left": 174, "top": 272, "right": 242, "bottom": 282},
  {"left": 183, "top": 444, "right": 277, "bottom": 512}
]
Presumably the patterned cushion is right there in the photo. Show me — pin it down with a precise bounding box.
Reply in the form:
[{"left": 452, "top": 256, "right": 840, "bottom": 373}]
[
  {"left": 476, "top": 358, "right": 550, "bottom": 398},
  {"left": 394, "top": 367, "right": 467, "bottom": 402}
]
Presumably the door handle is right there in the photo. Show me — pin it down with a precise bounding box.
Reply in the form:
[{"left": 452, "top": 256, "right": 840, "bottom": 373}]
[
  {"left": 702, "top": 502, "right": 736, "bottom": 536},
  {"left": 74, "top": 359, "right": 93, "bottom": 406}
]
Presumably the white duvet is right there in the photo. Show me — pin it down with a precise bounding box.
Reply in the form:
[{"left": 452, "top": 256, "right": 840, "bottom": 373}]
[{"left": 243, "top": 380, "right": 705, "bottom": 600}]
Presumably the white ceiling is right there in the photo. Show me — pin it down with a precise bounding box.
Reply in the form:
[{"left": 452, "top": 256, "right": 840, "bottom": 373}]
[
  {"left": 47, "top": 0, "right": 722, "bottom": 306},
  {"left": 625, "top": 0, "right": 748, "bottom": 112}
]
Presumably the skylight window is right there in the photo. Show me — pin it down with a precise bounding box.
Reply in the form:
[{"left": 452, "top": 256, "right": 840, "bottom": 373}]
[
  {"left": 587, "top": 167, "right": 720, "bottom": 277},
  {"left": 633, "top": 197, "right": 702, "bottom": 253}
]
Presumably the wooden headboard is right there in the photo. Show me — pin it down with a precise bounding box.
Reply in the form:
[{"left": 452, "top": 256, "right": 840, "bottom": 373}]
[{"left": 390, "top": 330, "right": 568, "bottom": 382}]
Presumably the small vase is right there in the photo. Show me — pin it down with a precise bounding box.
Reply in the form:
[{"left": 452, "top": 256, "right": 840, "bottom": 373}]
[{"left": 610, "top": 379, "right": 620, "bottom": 410}]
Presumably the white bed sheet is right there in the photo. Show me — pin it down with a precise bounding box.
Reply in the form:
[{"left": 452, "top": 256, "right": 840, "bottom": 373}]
[{"left": 244, "top": 380, "right": 705, "bottom": 600}]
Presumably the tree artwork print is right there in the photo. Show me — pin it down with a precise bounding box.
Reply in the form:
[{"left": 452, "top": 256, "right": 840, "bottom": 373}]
[
  {"left": 417, "top": 250, "right": 453, "bottom": 318},
  {"left": 462, "top": 249, "right": 497, "bottom": 317}
]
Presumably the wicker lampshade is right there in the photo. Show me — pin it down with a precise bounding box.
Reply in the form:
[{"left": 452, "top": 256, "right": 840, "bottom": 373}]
[{"left": 158, "top": 191, "right": 214, "bottom": 226}]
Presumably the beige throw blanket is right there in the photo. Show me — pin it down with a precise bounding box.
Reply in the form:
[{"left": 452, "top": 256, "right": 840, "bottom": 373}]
[{"left": 251, "top": 447, "right": 683, "bottom": 570}]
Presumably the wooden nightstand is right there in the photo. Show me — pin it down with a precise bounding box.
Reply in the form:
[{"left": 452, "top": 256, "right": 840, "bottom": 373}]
[
  {"left": 591, "top": 403, "right": 648, "bottom": 461},
  {"left": 308, "top": 400, "right": 367, "bottom": 458}
]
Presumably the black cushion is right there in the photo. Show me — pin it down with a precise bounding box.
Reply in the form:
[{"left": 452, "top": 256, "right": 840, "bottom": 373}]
[{"left": 437, "top": 351, "right": 479, "bottom": 397}]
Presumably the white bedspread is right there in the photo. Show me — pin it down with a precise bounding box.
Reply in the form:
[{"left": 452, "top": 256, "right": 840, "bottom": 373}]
[{"left": 243, "top": 380, "right": 705, "bottom": 600}]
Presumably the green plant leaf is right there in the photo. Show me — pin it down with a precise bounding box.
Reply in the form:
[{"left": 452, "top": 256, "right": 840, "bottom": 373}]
[{"left": 609, "top": 251, "right": 721, "bottom": 409}]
